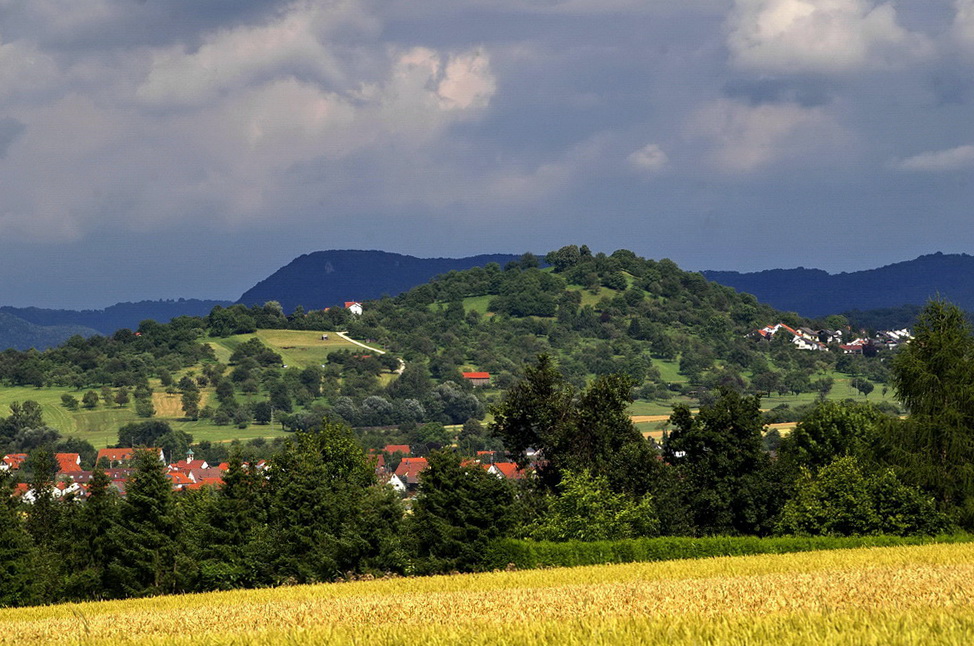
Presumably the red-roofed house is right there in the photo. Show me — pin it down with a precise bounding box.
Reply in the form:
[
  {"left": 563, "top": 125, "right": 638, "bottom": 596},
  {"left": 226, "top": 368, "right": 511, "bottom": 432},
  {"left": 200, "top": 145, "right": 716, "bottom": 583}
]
[
  {"left": 96, "top": 447, "right": 165, "bottom": 468},
  {"left": 167, "top": 472, "right": 194, "bottom": 489},
  {"left": 345, "top": 301, "right": 363, "bottom": 316},
  {"left": 189, "top": 467, "right": 224, "bottom": 483},
  {"left": 367, "top": 450, "right": 387, "bottom": 473},
  {"left": 461, "top": 372, "right": 491, "bottom": 387},
  {"left": 185, "top": 477, "right": 223, "bottom": 491},
  {"left": 487, "top": 462, "right": 527, "bottom": 480},
  {"left": 394, "top": 457, "right": 428, "bottom": 487},
  {"left": 97, "top": 447, "right": 135, "bottom": 468},
  {"left": 1, "top": 453, "right": 28, "bottom": 471},
  {"left": 55, "top": 453, "right": 83, "bottom": 474},
  {"left": 170, "top": 459, "right": 209, "bottom": 472},
  {"left": 383, "top": 444, "right": 411, "bottom": 456},
  {"left": 476, "top": 450, "right": 498, "bottom": 464}
]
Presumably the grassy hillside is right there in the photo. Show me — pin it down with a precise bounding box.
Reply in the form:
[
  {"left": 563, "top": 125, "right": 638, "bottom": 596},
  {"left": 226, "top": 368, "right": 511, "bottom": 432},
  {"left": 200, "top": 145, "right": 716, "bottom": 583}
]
[
  {"left": 0, "top": 330, "right": 366, "bottom": 448},
  {"left": 3, "top": 542, "right": 973, "bottom": 645},
  {"left": 207, "top": 329, "right": 364, "bottom": 367}
]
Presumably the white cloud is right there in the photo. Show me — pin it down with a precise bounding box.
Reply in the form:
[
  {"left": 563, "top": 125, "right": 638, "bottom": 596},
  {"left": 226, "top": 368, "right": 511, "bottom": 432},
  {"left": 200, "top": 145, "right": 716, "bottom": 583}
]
[
  {"left": 0, "top": 38, "right": 60, "bottom": 102},
  {"left": 627, "top": 143, "right": 669, "bottom": 173},
  {"left": 727, "top": 0, "right": 933, "bottom": 73},
  {"left": 136, "top": 2, "right": 373, "bottom": 108},
  {"left": 954, "top": 0, "right": 974, "bottom": 55},
  {"left": 437, "top": 49, "right": 496, "bottom": 110},
  {"left": 891, "top": 145, "right": 974, "bottom": 171},
  {"left": 687, "top": 98, "right": 840, "bottom": 173}
]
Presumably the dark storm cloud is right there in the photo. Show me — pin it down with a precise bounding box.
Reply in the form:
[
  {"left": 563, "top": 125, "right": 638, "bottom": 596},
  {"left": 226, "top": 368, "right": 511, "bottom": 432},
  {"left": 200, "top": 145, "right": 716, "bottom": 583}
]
[
  {"left": 0, "top": 0, "right": 972, "bottom": 307},
  {"left": 0, "top": 118, "right": 26, "bottom": 159}
]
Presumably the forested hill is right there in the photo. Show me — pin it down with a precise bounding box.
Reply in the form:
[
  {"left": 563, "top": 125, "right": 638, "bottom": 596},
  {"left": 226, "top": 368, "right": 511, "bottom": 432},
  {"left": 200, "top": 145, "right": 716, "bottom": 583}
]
[
  {"left": 0, "top": 312, "right": 99, "bottom": 351},
  {"left": 703, "top": 252, "right": 974, "bottom": 317},
  {"left": 1, "top": 299, "right": 232, "bottom": 338},
  {"left": 236, "top": 250, "right": 521, "bottom": 312}
]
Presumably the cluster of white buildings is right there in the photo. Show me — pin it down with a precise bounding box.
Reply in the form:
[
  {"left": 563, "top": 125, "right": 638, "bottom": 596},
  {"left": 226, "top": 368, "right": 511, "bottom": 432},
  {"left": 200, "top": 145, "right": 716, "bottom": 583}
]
[{"left": 753, "top": 323, "right": 913, "bottom": 354}]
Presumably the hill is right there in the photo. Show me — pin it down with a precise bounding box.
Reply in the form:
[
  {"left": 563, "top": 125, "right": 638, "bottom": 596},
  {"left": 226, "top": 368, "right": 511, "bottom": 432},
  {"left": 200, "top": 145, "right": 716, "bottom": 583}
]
[
  {"left": 703, "top": 252, "right": 974, "bottom": 317},
  {"left": 1, "top": 299, "right": 233, "bottom": 337},
  {"left": 0, "top": 311, "right": 99, "bottom": 351},
  {"left": 236, "top": 249, "right": 522, "bottom": 312},
  {"left": 0, "top": 246, "right": 901, "bottom": 454}
]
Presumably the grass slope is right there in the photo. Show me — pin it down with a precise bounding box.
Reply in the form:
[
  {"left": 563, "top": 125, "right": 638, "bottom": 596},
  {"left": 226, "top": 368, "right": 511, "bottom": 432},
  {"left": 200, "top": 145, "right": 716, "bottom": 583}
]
[
  {"left": 207, "top": 329, "right": 361, "bottom": 368},
  {"left": 3, "top": 543, "right": 974, "bottom": 645},
  {"left": 0, "top": 331, "right": 361, "bottom": 448}
]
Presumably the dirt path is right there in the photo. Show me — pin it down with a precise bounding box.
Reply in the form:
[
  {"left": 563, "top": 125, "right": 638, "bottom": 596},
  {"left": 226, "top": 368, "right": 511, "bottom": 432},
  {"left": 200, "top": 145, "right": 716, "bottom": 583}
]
[
  {"left": 336, "top": 332, "right": 405, "bottom": 375},
  {"left": 630, "top": 415, "right": 671, "bottom": 423}
]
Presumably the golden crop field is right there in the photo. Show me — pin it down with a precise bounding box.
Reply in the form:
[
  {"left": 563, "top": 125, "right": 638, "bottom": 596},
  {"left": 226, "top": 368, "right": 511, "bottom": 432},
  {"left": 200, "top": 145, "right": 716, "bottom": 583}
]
[{"left": 3, "top": 543, "right": 974, "bottom": 645}]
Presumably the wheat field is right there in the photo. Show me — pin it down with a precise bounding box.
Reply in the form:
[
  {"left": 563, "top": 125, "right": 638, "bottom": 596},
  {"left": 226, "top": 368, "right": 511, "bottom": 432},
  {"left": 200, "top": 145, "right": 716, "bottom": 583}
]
[{"left": 3, "top": 543, "right": 974, "bottom": 645}]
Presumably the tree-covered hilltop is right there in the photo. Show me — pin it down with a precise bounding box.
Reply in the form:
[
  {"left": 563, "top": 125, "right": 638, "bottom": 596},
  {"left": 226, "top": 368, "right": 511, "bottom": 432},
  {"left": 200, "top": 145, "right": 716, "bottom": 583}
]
[{"left": 336, "top": 246, "right": 876, "bottom": 400}]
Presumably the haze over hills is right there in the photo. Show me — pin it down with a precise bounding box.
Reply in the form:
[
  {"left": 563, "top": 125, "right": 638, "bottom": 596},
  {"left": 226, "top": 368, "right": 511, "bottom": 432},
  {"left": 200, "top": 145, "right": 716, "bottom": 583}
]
[
  {"left": 703, "top": 253, "right": 974, "bottom": 318},
  {"left": 236, "top": 250, "right": 522, "bottom": 313}
]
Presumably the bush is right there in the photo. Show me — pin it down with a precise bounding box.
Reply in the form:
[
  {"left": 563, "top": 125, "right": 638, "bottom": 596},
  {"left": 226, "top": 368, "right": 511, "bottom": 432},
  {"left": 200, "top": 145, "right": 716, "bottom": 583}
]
[
  {"left": 481, "top": 534, "right": 973, "bottom": 571},
  {"left": 776, "top": 456, "right": 951, "bottom": 537},
  {"left": 529, "top": 470, "right": 658, "bottom": 542}
]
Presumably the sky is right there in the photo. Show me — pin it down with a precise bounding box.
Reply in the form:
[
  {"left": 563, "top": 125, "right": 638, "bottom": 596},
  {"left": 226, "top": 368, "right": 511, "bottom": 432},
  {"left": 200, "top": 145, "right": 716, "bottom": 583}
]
[{"left": 1, "top": 0, "right": 973, "bottom": 308}]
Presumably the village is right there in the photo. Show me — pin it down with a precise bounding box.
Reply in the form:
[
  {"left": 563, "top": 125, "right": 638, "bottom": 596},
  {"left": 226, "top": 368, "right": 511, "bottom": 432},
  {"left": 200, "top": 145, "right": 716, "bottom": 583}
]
[
  {"left": 753, "top": 322, "right": 913, "bottom": 354},
  {"left": 0, "top": 443, "right": 528, "bottom": 503}
]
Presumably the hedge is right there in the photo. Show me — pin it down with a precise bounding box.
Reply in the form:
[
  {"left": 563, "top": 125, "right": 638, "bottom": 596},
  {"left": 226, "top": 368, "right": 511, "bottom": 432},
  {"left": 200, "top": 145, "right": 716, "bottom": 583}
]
[{"left": 481, "top": 533, "right": 974, "bottom": 571}]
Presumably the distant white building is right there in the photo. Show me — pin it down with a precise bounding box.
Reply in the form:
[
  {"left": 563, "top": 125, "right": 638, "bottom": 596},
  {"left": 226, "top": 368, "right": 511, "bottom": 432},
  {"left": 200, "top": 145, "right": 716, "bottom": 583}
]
[{"left": 344, "top": 301, "right": 363, "bottom": 316}]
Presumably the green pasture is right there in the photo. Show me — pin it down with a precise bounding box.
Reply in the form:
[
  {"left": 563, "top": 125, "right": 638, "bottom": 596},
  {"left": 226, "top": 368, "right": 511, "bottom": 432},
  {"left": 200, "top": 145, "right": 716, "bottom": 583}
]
[
  {"left": 460, "top": 295, "right": 493, "bottom": 315},
  {"left": 0, "top": 383, "right": 294, "bottom": 449},
  {"left": 208, "top": 329, "right": 363, "bottom": 368},
  {"left": 653, "top": 359, "right": 684, "bottom": 384}
]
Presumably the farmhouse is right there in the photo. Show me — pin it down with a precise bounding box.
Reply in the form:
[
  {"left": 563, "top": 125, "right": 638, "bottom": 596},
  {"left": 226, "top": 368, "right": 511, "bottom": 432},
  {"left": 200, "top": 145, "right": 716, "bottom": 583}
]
[
  {"left": 345, "top": 301, "right": 364, "bottom": 316},
  {"left": 462, "top": 372, "right": 491, "bottom": 387}
]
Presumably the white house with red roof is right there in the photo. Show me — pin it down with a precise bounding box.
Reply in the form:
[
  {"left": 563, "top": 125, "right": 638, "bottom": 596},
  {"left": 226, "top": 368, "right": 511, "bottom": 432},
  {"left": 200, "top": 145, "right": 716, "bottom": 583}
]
[
  {"left": 755, "top": 323, "right": 826, "bottom": 351},
  {"left": 487, "top": 462, "right": 527, "bottom": 480},
  {"left": 394, "top": 457, "right": 428, "bottom": 487},
  {"left": 1, "top": 453, "right": 28, "bottom": 471},
  {"left": 344, "top": 301, "right": 363, "bottom": 316}
]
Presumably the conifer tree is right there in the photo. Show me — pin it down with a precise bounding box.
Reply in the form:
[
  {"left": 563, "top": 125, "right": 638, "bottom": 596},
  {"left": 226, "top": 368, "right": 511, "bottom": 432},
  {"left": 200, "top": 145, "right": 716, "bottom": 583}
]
[
  {"left": 63, "top": 467, "right": 119, "bottom": 600},
  {"left": 107, "top": 449, "right": 181, "bottom": 597},
  {"left": 407, "top": 450, "right": 514, "bottom": 574},
  {"left": 888, "top": 300, "right": 974, "bottom": 525},
  {"left": 0, "top": 473, "right": 33, "bottom": 607}
]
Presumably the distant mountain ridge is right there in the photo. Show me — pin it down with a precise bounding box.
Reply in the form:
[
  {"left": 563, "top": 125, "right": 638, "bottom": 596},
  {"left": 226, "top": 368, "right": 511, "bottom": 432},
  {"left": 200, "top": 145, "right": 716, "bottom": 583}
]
[
  {"left": 1, "top": 299, "right": 232, "bottom": 337},
  {"left": 0, "top": 312, "right": 100, "bottom": 351},
  {"left": 236, "top": 250, "right": 523, "bottom": 312},
  {"left": 703, "top": 252, "right": 974, "bottom": 317}
]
